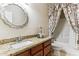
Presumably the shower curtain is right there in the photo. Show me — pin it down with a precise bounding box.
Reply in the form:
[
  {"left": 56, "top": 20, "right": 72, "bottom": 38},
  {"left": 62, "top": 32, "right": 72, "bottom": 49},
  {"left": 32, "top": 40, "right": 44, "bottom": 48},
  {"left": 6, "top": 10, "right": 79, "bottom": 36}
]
[
  {"left": 48, "top": 3, "right": 79, "bottom": 47},
  {"left": 62, "top": 3, "right": 79, "bottom": 34},
  {"left": 62, "top": 3, "right": 79, "bottom": 45},
  {"left": 48, "top": 3, "right": 62, "bottom": 38}
]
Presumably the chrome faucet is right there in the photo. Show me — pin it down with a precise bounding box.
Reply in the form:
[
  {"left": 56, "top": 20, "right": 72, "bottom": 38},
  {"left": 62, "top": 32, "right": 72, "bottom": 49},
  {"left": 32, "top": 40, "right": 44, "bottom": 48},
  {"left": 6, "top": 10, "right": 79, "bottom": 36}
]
[{"left": 16, "top": 36, "right": 22, "bottom": 42}]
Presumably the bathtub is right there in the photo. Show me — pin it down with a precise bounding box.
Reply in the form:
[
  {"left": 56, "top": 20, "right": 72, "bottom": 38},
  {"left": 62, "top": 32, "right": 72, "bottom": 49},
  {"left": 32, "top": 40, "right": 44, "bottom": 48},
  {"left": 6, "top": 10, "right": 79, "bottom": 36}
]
[{"left": 51, "top": 41, "right": 79, "bottom": 56}]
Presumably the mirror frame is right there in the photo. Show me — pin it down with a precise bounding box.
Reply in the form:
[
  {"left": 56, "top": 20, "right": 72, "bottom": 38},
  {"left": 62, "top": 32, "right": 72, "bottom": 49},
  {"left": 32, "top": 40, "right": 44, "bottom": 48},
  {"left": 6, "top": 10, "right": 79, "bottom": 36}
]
[{"left": 0, "top": 3, "right": 28, "bottom": 29}]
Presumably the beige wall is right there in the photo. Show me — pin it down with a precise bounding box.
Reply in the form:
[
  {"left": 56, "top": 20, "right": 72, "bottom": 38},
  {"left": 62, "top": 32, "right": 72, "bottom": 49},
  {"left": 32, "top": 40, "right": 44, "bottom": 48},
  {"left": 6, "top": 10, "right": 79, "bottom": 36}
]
[{"left": 0, "top": 3, "right": 49, "bottom": 39}]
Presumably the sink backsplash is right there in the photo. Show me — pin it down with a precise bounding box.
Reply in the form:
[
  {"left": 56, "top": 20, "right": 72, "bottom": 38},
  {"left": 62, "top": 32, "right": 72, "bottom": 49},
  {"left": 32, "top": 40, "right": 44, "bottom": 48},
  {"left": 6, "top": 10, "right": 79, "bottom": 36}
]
[{"left": 0, "top": 34, "right": 37, "bottom": 45}]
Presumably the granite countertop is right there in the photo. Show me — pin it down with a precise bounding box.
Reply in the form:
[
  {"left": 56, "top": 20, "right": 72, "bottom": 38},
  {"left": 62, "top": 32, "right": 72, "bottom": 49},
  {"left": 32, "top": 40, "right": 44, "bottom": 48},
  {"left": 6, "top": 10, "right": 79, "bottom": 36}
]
[{"left": 0, "top": 37, "right": 51, "bottom": 56}]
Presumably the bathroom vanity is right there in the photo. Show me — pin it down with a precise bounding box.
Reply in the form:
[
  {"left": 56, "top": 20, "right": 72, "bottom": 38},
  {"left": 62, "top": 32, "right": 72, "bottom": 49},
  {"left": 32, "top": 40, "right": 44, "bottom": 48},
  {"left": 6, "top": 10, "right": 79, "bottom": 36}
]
[
  {"left": 15, "top": 38, "right": 51, "bottom": 56},
  {"left": 0, "top": 37, "right": 52, "bottom": 56}
]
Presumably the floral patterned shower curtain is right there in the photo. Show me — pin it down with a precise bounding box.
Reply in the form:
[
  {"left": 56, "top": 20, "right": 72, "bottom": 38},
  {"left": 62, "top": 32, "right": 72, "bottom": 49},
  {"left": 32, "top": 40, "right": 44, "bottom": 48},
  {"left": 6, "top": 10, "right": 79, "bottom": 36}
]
[
  {"left": 62, "top": 3, "right": 79, "bottom": 34},
  {"left": 48, "top": 3, "right": 62, "bottom": 37},
  {"left": 62, "top": 3, "right": 79, "bottom": 45},
  {"left": 48, "top": 3, "right": 79, "bottom": 36},
  {"left": 48, "top": 3, "right": 79, "bottom": 47}
]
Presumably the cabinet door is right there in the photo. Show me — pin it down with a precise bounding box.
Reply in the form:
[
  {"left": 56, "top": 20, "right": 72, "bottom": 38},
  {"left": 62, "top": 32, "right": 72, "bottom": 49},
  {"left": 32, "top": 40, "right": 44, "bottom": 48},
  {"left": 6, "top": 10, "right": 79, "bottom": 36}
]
[
  {"left": 16, "top": 50, "right": 30, "bottom": 56},
  {"left": 31, "top": 44, "right": 43, "bottom": 55},
  {"left": 33, "top": 50, "right": 43, "bottom": 56},
  {"left": 44, "top": 40, "right": 51, "bottom": 47},
  {"left": 44, "top": 45, "right": 51, "bottom": 56}
]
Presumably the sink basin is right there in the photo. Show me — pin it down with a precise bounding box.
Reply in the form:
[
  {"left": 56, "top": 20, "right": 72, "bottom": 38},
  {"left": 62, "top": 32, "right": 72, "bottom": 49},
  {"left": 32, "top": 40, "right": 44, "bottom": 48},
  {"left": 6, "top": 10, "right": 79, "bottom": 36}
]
[
  {"left": 0, "top": 45, "right": 11, "bottom": 53},
  {"left": 10, "top": 40, "right": 33, "bottom": 49}
]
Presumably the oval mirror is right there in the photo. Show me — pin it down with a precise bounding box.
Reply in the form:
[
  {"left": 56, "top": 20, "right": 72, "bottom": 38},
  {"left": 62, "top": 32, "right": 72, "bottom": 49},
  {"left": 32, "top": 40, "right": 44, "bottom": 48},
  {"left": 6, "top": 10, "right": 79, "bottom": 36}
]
[{"left": 0, "top": 3, "right": 28, "bottom": 29}]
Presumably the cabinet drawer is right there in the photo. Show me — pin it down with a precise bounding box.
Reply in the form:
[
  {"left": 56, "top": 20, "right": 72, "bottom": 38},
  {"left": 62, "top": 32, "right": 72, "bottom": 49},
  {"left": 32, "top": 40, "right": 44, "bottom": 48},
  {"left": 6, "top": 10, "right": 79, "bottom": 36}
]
[
  {"left": 16, "top": 50, "right": 30, "bottom": 56},
  {"left": 44, "top": 40, "right": 51, "bottom": 47},
  {"left": 33, "top": 50, "right": 43, "bottom": 56},
  {"left": 46, "top": 52, "right": 51, "bottom": 56},
  {"left": 44, "top": 45, "right": 51, "bottom": 56},
  {"left": 31, "top": 44, "right": 43, "bottom": 55}
]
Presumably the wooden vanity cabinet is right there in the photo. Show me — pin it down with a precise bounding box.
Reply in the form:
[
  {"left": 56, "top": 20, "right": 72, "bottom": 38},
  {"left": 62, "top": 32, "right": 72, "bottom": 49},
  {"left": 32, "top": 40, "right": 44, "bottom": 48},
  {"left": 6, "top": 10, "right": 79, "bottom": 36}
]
[
  {"left": 31, "top": 44, "right": 43, "bottom": 56},
  {"left": 16, "top": 39, "right": 51, "bottom": 56},
  {"left": 33, "top": 50, "right": 43, "bottom": 56},
  {"left": 43, "top": 40, "right": 51, "bottom": 56},
  {"left": 16, "top": 50, "right": 30, "bottom": 56}
]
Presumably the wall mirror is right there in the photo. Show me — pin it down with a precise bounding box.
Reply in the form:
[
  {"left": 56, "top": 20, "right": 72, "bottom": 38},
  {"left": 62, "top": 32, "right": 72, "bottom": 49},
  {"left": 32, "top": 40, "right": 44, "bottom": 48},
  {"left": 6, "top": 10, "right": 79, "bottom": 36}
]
[{"left": 0, "top": 3, "right": 28, "bottom": 29}]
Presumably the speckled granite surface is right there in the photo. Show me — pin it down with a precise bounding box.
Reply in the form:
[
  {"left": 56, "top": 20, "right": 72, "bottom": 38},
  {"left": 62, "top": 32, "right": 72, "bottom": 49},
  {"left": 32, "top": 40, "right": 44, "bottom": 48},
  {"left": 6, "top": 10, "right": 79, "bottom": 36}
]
[{"left": 0, "top": 37, "right": 51, "bottom": 56}]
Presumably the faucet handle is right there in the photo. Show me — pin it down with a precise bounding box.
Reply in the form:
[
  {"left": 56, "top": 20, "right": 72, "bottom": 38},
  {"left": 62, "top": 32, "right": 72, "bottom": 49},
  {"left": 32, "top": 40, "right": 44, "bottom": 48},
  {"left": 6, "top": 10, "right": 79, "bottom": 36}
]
[
  {"left": 15, "top": 37, "right": 19, "bottom": 42},
  {"left": 19, "top": 36, "right": 22, "bottom": 41}
]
